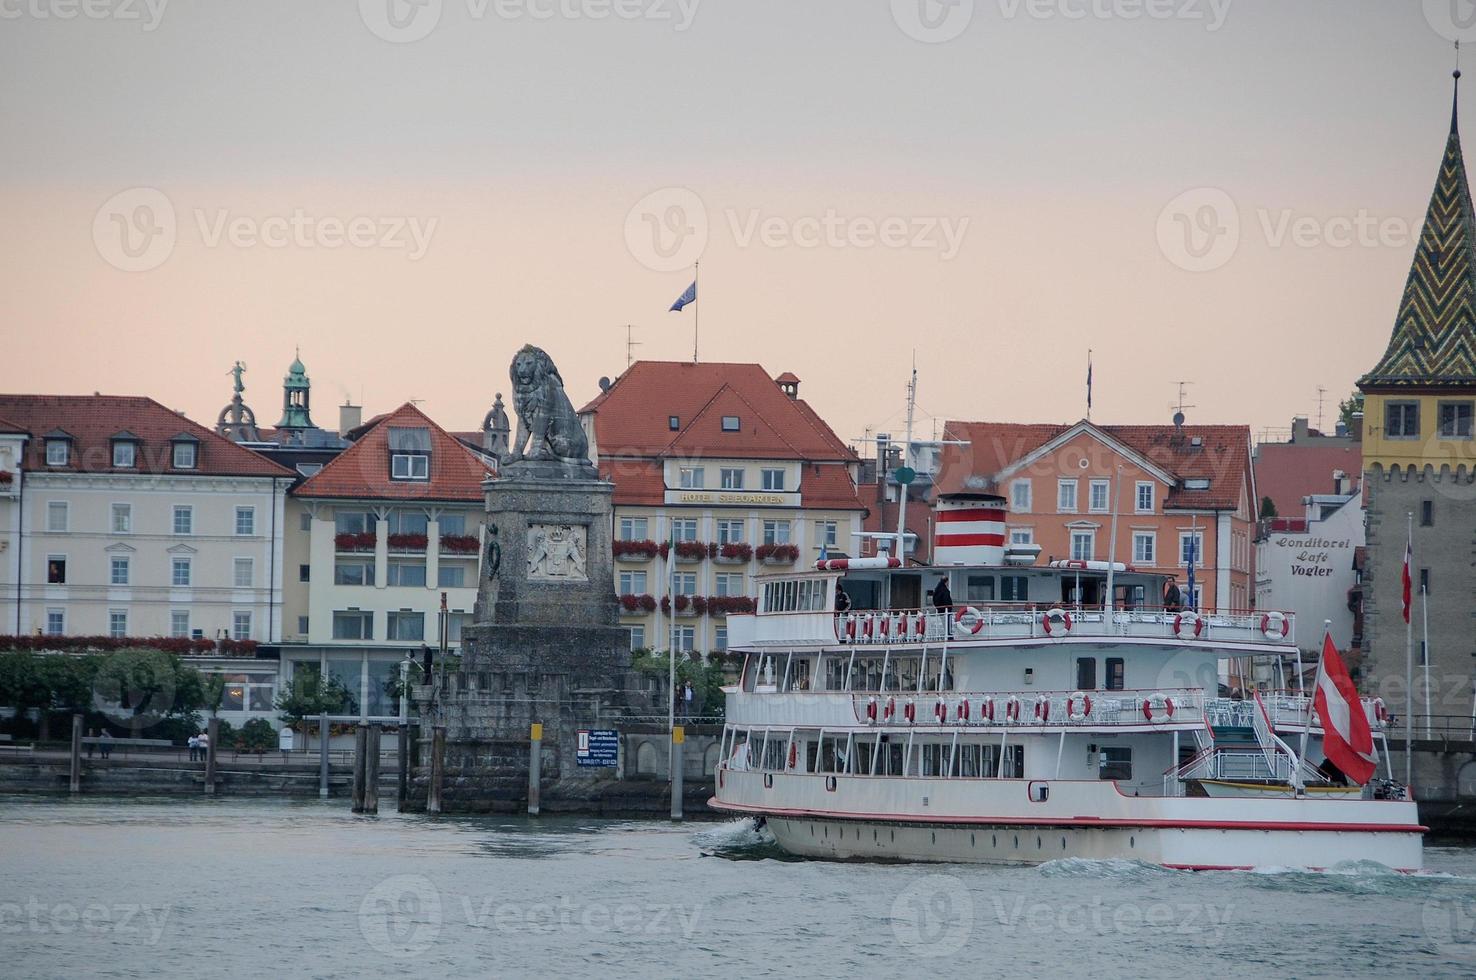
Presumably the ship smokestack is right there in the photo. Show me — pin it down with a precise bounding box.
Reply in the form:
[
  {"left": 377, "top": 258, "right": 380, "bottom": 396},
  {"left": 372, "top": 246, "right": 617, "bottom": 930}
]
[{"left": 933, "top": 492, "right": 1007, "bottom": 565}]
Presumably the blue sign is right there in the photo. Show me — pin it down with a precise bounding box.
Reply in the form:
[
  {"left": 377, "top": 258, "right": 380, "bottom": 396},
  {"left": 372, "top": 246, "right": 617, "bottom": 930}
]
[{"left": 576, "top": 729, "right": 619, "bottom": 768}]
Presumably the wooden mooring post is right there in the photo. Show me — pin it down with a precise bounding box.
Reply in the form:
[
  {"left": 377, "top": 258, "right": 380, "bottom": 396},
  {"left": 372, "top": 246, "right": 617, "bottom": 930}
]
[
  {"left": 204, "top": 717, "right": 220, "bottom": 796},
  {"left": 69, "top": 714, "right": 82, "bottom": 794},
  {"left": 364, "top": 724, "right": 382, "bottom": 815},
  {"left": 670, "top": 726, "right": 684, "bottom": 822},
  {"left": 527, "top": 723, "right": 543, "bottom": 816},
  {"left": 397, "top": 724, "right": 410, "bottom": 812},
  {"left": 351, "top": 723, "right": 368, "bottom": 813},
  {"left": 427, "top": 725, "right": 446, "bottom": 814}
]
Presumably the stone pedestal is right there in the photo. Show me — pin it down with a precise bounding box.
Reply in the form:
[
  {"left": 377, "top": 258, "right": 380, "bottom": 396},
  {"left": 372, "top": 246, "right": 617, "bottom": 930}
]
[{"left": 411, "top": 460, "right": 639, "bottom": 812}]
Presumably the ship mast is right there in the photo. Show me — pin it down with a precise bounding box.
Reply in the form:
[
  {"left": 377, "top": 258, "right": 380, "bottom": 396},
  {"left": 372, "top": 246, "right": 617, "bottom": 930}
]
[{"left": 893, "top": 356, "right": 917, "bottom": 561}]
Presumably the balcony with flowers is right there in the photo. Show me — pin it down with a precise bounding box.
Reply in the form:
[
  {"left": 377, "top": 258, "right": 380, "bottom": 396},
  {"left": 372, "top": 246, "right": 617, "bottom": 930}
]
[
  {"left": 334, "top": 531, "right": 377, "bottom": 553},
  {"left": 706, "top": 595, "right": 756, "bottom": 617},
  {"left": 387, "top": 532, "right": 428, "bottom": 553},
  {"left": 619, "top": 593, "right": 659, "bottom": 615},
  {"left": 672, "top": 540, "right": 712, "bottom": 564},
  {"left": 755, "top": 543, "right": 800, "bottom": 565},
  {"left": 660, "top": 594, "right": 702, "bottom": 617},
  {"left": 439, "top": 533, "right": 480, "bottom": 555},
  {"left": 714, "top": 542, "right": 753, "bottom": 565},
  {"left": 613, "top": 539, "right": 660, "bottom": 563}
]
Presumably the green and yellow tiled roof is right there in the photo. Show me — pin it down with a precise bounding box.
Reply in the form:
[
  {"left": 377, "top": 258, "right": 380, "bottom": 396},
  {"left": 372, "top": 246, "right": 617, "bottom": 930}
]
[{"left": 1360, "top": 74, "right": 1476, "bottom": 389}]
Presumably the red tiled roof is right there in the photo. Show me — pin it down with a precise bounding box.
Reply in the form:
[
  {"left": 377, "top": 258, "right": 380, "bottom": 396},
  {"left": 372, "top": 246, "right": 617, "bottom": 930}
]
[
  {"left": 0, "top": 394, "right": 293, "bottom": 478},
  {"left": 597, "top": 458, "right": 865, "bottom": 510},
  {"left": 0, "top": 414, "right": 26, "bottom": 435},
  {"left": 774, "top": 371, "right": 801, "bottom": 385},
  {"left": 293, "top": 402, "right": 492, "bottom": 501},
  {"left": 1253, "top": 443, "right": 1363, "bottom": 518},
  {"left": 799, "top": 463, "right": 867, "bottom": 510},
  {"left": 938, "top": 420, "right": 1253, "bottom": 512},
  {"left": 580, "top": 361, "right": 855, "bottom": 461}
]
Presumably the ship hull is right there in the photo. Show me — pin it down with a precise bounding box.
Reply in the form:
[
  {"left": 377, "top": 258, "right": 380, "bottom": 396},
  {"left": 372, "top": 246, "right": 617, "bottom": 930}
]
[{"left": 711, "top": 770, "right": 1424, "bottom": 871}]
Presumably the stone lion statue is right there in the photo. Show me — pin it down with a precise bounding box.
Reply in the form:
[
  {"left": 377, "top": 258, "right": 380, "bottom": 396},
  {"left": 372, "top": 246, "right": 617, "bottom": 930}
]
[{"left": 506, "top": 344, "right": 590, "bottom": 464}]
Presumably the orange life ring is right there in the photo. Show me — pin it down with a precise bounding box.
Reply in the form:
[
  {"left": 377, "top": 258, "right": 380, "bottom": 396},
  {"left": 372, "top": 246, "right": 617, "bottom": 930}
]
[
  {"left": 1004, "top": 696, "right": 1022, "bottom": 723},
  {"left": 1034, "top": 696, "right": 1051, "bottom": 722},
  {"left": 1174, "top": 612, "right": 1204, "bottom": 638},
  {"left": 954, "top": 606, "right": 985, "bottom": 635},
  {"left": 1066, "top": 692, "right": 1093, "bottom": 722},
  {"left": 1260, "top": 612, "right": 1289, "bottom": 639},
  {"left": 866, "top": 697, "right": 878, "bottom": 722},
  {"left": 884, "top": 697, "right": 896, "bottom": 721},
  {"left": 904, "top": 700, "right": 916, "bottom": 724},
  {"left": 788, "top": 742, "right": 797, "bottom": 769},
  {"left": 1042, "top": 608, "right": 1073, "bottom": 635},
  {"left": 980, "top": 698, "right": 995, "bottom": 722},
  {"left": 1142, "top": 694, "right": 1176, "bottom": 722},
  {"left": 956, "top": 699, "right": 970, "bottom": 722},
  {"left": 934, "top": 698, "right": 947, "bottom": 723}
]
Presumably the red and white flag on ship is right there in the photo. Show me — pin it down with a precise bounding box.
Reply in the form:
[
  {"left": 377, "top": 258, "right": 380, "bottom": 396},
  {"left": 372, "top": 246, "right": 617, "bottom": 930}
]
[
  {"left": 1313, "top": 632, "right": 1377, "bottom": 785},
  {"left": 1401, "top": 533, "right": 1413, "bottom": 624}
]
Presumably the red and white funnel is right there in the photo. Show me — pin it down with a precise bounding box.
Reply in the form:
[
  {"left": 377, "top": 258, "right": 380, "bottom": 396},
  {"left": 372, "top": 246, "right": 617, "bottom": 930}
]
[{"left": 933, "top": 493, "right": 1006, "bottom": 565}]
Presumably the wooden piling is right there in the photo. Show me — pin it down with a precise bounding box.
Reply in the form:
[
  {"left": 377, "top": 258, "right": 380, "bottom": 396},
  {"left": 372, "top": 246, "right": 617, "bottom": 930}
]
[
  {"left": 69, "top": 714, "right": 82, "bottom": 794},
  {"left": 397, "top": 724, "right": 410, "bottom": 812},
  {"left": 318, "top": 715, "right": 330, "bottom": 799},
  {"left": 670, "top": 725, "right": 685, "bottom": 821},
  {"left": 351, "top": 723, "right": 368, "bottom": 813},
  {"left": 364, "top": 724, "right": 381, "bottom": 814},
  {"left": 204, "top": 717, "right": 219, "bottom": 796},
  {"left": 527, "top": 723, "right": 543, "bottom": 816},
  {"left": 427, "top": 725, "right": 446, "bottom": 814}
]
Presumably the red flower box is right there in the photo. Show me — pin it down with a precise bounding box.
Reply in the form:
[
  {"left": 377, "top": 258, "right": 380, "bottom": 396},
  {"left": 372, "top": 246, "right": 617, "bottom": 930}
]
[
  {"left": 673, "top": 540, "right": 710, "bottom": 562},
  {"left": 613, "top": 539, "right": 660, "bottom": 560},
  {"left": 335, "top": 531, "right": 377, "bottom": 551},
  {"left": 755, "top": 543, "right": 800, "bottom": 563},
  {"left": 717, "top": 542, "right": 752, "bottom": 562},
  {"left": 387, "top": 533, "right": 428, "bottom": 550},
  {"left": 440, "top": 533, "right": 480, "bottom": 554}
]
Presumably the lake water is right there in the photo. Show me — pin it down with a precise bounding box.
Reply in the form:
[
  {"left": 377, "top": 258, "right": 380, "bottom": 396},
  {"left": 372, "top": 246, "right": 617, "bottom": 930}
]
[{"left": 2, "top": 795, "right": 1474, "bottom": 979}]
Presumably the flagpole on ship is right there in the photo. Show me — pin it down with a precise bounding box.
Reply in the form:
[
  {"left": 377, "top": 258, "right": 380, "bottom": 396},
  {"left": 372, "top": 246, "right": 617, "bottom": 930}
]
[
  {"left": 1405, "top": 511, "right": 1413, "bottom": 789},
  {"left": 1295, "top": 620, "right": 1332, "bottom": 794}
]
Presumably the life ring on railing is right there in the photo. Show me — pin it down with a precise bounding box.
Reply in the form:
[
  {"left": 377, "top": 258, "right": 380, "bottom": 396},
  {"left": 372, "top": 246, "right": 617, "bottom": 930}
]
[
  {"left": 862, "top": 613, "right": 875, "bottom": 640},
  {"left": 1004, "top": 696, "right": 1022, "bottom": 723},
  {"left": 1042, "top": 607, "right": 1073, "bottom": 635},
  {"left": 914, "top": 613, "right": 927, "bottom": 639},
  {"left": 1174, "top": 612, "right": 1205, "bottom": 638},
  {"left": 845, "top": 615, "right": 857, "bottom": 641},
  {"left": 1033, "top": 695, "right": 1051, "bottom": 723},
  {"left": 979, "top": 697, "right": 995, "bottom": 723},
  {"left": 904, "top": 700, "right": 916, "bottom": 724},
  {"left": 956, "top": 698, "right": 970, "bottom": 723},
  {"left": 883, "top": 697, "right": 896, "bottom": 722},
  {"left": 1373, "top": 697, "right": 1388, "bottom": 726},
  {"left": 1142, "top": 694, "right": 1175, "bottom": 723},
  {"left": 1066, "top": 692, "right": 1093, "bottom": 722},
  {"left": 866, "top": 697, "right": 878, "bottom": 723},
  {"left": 935, "top": 698, "right": 948, "bottom": 724},
  {"left": 1260, "top": 612, "right": 1289, "bottom": 639},
  {"left": 878, "top": 614, "right": 890, "bottom": 639},
  {"left": 954, "top": 605, "right": 985, "bottom": 636},
  {"left": 787, "top": 742, "right": 797, "bottom": 769}
]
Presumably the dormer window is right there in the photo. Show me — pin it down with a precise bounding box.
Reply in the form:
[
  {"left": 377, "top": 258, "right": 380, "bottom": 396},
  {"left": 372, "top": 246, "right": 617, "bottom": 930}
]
[
  {"left": 388, "top": 426, "right": 431, "bottom": 482},
  {"left": 45, "top": 438, "right": 70, "bottom": 467},
  {"left": 668, "top": 416, "right": 680, "bottom": 431},
  {"left": 111, "top": 432, "right": 139, "bottom": 468},
  {"left": 1183, "top": 477, "right": 1211, "bottom": 491},
  {"left": 721, "top": 415, "right": 740, "bottom": 432},
  {"left": 171, "top": 435, "right": 199, "bottom": 470}
]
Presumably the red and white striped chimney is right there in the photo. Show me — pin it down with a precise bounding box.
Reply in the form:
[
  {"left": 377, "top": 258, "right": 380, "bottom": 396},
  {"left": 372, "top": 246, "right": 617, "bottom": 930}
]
[{"left": 933, "top": 493, "right": 1007, "bottom": 565}]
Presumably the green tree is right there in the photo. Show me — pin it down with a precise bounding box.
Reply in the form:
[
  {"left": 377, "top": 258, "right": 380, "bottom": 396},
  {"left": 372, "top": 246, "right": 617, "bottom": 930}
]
[
  {"left": 274, "top": 667, "right": 352, "bottom": 749},
  {"left": 630, "top": 651, "right": 728, "bottom": 721},
  {"left": 91, "top": 649, "right": 204, "bottom": 737},
  {"left": 1259, "top": 496, "right": 1278, "bottom": 519},
  {"left": 239, "top": 718, "right": 276, "bottom": 753},
  {"left": 1338, "top": 391, "right": 1365, "bottom": 434}
]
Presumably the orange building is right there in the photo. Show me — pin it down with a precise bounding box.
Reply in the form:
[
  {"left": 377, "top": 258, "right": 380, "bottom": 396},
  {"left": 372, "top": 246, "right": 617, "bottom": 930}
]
[{"left": 935, "top": 419, "right": 1256, "bottom": 612}]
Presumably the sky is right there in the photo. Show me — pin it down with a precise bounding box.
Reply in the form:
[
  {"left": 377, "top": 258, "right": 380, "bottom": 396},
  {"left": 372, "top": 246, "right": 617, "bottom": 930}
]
[{"left": 0, "top": 0, "right": 1468, "bottom": 449}]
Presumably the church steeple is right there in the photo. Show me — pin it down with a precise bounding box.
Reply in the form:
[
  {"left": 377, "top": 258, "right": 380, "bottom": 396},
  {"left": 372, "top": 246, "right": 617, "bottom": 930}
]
[
  {"left": 276, "top": 349, "right": 316, "bottom": 429},
  {"left": 1359, "top": 70, "right": 1476, "bottom": 389}
]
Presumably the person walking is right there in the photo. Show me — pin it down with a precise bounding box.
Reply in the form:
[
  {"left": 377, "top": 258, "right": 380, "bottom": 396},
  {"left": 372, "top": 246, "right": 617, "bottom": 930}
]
[
  {"left": 98, "top": 730, "right": 113, "bottom": 760},
  {"left": 187, "top": 733, "right": 200, "bottom": 762},
  {"left": 196, "top": 729, "right": 210, "bottom": 764},
  {"left": 932, "top": 575, "right": 953, "bottom": 612}
]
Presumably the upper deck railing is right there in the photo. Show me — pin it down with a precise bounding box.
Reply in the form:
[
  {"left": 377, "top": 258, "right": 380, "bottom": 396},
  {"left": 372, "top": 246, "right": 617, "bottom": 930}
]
[{"left": 725, "top": 604, "right": 1297, "bottom": 650}]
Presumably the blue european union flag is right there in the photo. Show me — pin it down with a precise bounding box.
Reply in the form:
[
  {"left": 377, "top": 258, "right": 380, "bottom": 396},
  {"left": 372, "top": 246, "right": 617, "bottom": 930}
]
[{"left": 669, "top": 281, "right": 696, "bottom": 312}]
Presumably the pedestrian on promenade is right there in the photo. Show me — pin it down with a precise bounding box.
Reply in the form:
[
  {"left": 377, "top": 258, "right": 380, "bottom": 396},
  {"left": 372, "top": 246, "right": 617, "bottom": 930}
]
[
  {"left": 86, "top": 728, "right": 96, "bottom": 760},
  {"left": 278, "top": 725, "right": 294, "bottom": 763},
  {"left": 683, "top": 680, "right": 695, "bottom": 719},
  {"left": 197, "top": 729, "right": 210, "bottom": 762},
  {"left": 98, "top": 730, "right": 113, "bottom": 760},
  {"left": 188, "top": 733, "right": 200, "bottom": 762}
]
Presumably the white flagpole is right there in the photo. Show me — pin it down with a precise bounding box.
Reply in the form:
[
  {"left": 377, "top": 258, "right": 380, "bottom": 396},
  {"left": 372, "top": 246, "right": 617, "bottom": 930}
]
[
  {"left": 1404, "top": 512, "right": 1413, "bottom": 788},
  {"left": 1421, "top": 583, "right": 1432, "bottom": 740},
  {"left": 1296, "top": 620, "right": 1331, "bottom": 792},
  {"left": 1105, "top": 464, "right": 1121, "bottom": 613},
  {"left": 691, "top": 260, "right": 700, "bottom": 364}
]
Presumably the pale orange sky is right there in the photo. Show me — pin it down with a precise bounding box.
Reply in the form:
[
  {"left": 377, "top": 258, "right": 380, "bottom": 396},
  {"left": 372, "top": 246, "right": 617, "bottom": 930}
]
[{"left": 0, "top": 2, "right": 1466, "bottom": 447}]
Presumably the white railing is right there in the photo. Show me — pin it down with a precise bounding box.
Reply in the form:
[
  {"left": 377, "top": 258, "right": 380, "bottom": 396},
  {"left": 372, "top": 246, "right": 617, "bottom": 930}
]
[
  {"left": 1256, "top": 692, "right": 1388, "bottom": 733},
  {"left": 726, "top": 687, "right": 1207, "bottom": 730},
  {"left": 727, "top": 605, "right": 1297, "bottom": 650}
]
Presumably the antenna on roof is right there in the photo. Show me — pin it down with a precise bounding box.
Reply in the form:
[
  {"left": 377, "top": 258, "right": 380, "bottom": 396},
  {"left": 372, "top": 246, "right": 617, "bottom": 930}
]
[
  {"left": 624, "top": 324, "right": 641, "bottom": 369},
  {"left": 1172, "top": 381, "right": 1195, "bottom": 420},
  {"left": 1315, "top": 385, "right": 1327, "bottom": 432}
]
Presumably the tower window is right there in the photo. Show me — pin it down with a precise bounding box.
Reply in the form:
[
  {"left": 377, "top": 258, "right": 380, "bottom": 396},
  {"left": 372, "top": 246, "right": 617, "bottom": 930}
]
[
  {"left": 1438, "top": 401, "right": 1473, "bottom": 439},
  {"left": 1421, "top": 500, "right": 1434, "bottom": 527},
  {"left": 1385, "top": 401, "right": 1419, "bottom": 439}
]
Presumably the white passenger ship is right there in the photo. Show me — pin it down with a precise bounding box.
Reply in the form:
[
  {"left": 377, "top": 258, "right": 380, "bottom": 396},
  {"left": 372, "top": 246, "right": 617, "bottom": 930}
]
[{"left": 709, "top": 497, "right": 1423, "bottom": 871}]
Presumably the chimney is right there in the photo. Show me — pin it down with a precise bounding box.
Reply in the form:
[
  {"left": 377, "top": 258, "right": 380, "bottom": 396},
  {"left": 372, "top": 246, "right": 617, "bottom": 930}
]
[
  {"left": 1350, "top": 411, "right": 1364, "bottom": 443},
  {"left": 339, "top": 401, "right": 362, "bottom": 436},
  {"left": 1291, "top": 417, "right": 1310, "bottom": 442},
  {"left": 775, "top": 372, "right": 800, "bottom": 399}
]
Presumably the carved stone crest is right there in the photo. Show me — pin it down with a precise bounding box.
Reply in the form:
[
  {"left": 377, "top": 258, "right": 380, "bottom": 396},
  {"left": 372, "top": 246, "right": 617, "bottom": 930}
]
[{"left": 526, "top": 523, "right": 588, "bottom": 581}]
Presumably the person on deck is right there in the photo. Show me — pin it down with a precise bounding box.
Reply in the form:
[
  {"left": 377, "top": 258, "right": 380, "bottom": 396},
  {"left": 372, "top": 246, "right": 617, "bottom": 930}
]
[
  {"left": 1163, "top": 578, "right": 1183, "bottom": 612},
  {"left": 932, "top": 576, "right": 953, "bottom": 612},
  {"left": 834, "top": 583, "right": 852, "bottom": 613}
]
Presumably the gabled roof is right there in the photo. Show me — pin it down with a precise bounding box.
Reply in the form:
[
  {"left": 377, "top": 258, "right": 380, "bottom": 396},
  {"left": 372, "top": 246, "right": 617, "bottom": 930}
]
[
  {"left": 0, "top": 394, "right": 292, "bottom": 478},
  {"left": 579, "top": 361, "right": 855, "bottom": 461},
  {"left": 1360, "top": 73, "right": 1476, "bottom": 389},
  {"left": 938, "top": 419, "right": 1253, "bottom": 511},
  {"left": 293, "top": 402, "right": 492, "bottom": 502}
]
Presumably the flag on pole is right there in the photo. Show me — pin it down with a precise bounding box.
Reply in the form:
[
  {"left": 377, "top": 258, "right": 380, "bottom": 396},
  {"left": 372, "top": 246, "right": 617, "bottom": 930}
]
[
  {"left": 1312, "top": 631, "right": 1377, "bottom": 784},
  {"left": 1402, "top": 533, "right": 1413, "bottom": 624},
  {"left": 1185, "top": 535, "right": 1197, "bottom": 611},
  {"left": 1086, "top": 353, "right": 1093, "bottom": 412},
  {"left": 669, "top": 281, "right": 696, "bottom": 312}
]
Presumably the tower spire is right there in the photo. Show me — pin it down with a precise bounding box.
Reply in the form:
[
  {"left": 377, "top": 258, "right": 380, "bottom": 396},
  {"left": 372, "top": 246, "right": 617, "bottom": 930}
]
[{"left": 1453, "top": 41, "right": 1462, "bottom": 135}]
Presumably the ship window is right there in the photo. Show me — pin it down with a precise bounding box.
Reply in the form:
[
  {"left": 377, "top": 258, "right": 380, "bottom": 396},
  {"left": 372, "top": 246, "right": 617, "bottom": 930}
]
[
  {"left": 1075, "top": 658, "right": 1097, "bottom": 691},
  {"left": 1000, "top": 575, "right": 1028, "bottom": 602},
  {"left": 1105, "top": 657, "right": 1125, "bottom": 691},
  {"left": 1099, "top": 747, "right": 1132, "bottom": 781},
  {"left": 966, "top": 576, "right": 995, "bottom": 602}
]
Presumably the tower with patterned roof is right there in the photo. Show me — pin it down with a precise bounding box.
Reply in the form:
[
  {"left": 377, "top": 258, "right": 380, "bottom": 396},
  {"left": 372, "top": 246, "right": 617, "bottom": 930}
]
[{"left": 1358, "top": 72, "right": 1476, "bottom": 775}]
